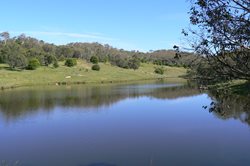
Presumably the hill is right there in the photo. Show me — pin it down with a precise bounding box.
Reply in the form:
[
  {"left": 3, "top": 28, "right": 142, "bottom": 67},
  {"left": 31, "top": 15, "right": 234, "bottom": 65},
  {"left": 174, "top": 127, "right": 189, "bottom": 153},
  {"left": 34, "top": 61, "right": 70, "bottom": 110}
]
[{"left": 0, "top": 60, "right": 187, "bottom": 90}]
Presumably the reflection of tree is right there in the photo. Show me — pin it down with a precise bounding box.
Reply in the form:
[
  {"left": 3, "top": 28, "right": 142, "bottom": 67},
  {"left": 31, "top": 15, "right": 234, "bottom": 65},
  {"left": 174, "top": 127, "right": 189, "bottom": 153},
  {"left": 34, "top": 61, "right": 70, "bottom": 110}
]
[
  {"left": 207, "top": 91, "right": 250, "bottom": 126},
  {"left": 149, "top": 85, "right": 201, "bottom": 99},
  {"left": 0, "top": 84, "right": 201, "bottom": 119}
]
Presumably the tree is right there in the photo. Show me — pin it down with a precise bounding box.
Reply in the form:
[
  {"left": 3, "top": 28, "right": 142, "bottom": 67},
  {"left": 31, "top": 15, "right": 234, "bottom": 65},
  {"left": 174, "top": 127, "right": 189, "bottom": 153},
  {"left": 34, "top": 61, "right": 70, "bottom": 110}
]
[
  {"left": 56, "top": 46, "right": 74, "bottom": 58},
  {"left": 0, "top": 46, "right": 9, "bottom": 63},
  {"left": 8, "top": 53, "right": 27, "bottom": 69},
  {"left": 73, "top": 50, "right": 81, "bottom": 58},
  {"left": 128, "top": 57, "right": 140, "bottom": 70},
  {"left": 0, "top": 32, "right": 198, "bottom": 71},
  {"left": 15, "top": 33, "right": 26, "bottom": 45},
  {"left": 42, "top": 44, "right": 54, "bottom": 53},
  {"left": 188, "top": 0, "right": 250, "bottom": 80},
  {"left": 0, "top": 32, "right": 10, "bottom": 45},
  {"left": 6, "top": 42, "right": 27, "bottom": 69}
]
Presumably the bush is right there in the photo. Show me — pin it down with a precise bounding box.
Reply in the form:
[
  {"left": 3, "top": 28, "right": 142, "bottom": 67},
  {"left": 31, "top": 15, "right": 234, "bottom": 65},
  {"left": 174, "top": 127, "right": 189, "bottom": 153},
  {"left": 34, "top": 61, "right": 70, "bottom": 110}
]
[
  {"left": 90, "top": 56, "right": 99, "bottom": 64},
  {"left": 26, "top": 58, "right": 40, "bottom": 70},
  {"left": 111, "top": 57, "right": 140, "bottom": 70},
  {"left": 92, "top": 64, "right": 100, "bottom": 71},
  {"left": 65, "top": 58, "right": 77, "bottom": 67},
  {"left": 128, "top": 58, "right": 140, "bottom": 70},
  {"left": 53, "top": 61, "right": 59, "bottom": 68},
  {"left": 153, "top": 60, "right": 163, "bottom": 66},
  {"left": 58, "top": 56, "right": 65, "bottom": 62},
  {"left": 111, "top": 58, "right": 128, "bottom": 69},
  {"left": 154, "top": 67, "right": 164, "bottom": 75},
  {"left": 44, "top": 54, "right": 56, "bottom": 66}
]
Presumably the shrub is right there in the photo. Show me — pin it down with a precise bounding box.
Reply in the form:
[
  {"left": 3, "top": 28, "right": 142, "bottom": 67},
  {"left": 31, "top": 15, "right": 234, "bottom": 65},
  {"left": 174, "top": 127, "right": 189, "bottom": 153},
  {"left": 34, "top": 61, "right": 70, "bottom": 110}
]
[
  {"left": 53, "top": 61, "right": 59, "bottom": 68},
  {"left": 92, "top": 64, "right": 100, "bottom": 71},
  {"left": 65, "top": 58, "right": 77, "bottom": 67},
  {"left": 90, "top": 56, "right": 99, "bottom": 64},
  {"left": 26, "top": 58, "right": 40, "bottom": 70},
  {"left": 44, "top": 54, "right": 56, "bottom": 66},
  {"left": 154, "top": 67, "right": 164, "bottom": 75},
  {"left": 58, "top": 56, "right": 65, "bottom": 62},
  {"left": 153, "top": 60, "right": 163, "bottom": 66},
  {"left": 111, "top": 58, "right": 128, "bottom": 69},
  {"left": 58, "top": 56, "right": 65, "bottom": 61},
  {"left": 128, "top": 58, "right": 140, "bottom": 70}
]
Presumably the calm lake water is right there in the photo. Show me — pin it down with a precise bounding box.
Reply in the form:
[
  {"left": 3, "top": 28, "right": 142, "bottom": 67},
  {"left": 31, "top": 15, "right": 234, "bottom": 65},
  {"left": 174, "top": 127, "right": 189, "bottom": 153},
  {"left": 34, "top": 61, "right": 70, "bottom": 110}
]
[{"left": 0, "top": 81, "right": 250, "bottom": 166}]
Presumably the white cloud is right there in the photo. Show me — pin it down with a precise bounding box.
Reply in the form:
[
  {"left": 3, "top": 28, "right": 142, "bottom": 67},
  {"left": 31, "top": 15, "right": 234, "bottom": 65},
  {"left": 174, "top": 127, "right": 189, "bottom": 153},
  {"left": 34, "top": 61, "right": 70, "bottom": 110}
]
[
  {"left": 3, "top": 30, "right": 147, "bottom": 51},
  {"left": 9, "top": 31, "right": 117, "bottom": 41}
]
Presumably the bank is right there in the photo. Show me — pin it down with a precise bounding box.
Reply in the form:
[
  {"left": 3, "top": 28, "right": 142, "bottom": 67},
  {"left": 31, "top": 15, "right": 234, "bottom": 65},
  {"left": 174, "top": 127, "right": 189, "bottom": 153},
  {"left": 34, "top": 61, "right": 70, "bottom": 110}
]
[{"left": 0, "top": 60, "right": 187, "bottom": 90}]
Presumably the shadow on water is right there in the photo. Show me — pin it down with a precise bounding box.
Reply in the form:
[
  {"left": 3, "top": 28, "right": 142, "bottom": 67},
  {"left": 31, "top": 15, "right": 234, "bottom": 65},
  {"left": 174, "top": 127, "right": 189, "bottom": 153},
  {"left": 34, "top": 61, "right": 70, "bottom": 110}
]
[{"left": 0, "top": 81, "right": 201, "bottom": 120}]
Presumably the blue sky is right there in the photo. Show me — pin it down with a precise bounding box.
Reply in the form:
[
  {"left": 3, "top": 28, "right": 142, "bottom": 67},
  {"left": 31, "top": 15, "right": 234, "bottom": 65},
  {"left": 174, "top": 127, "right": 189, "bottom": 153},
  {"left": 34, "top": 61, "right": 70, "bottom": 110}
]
[{"left": 0, "top": 0, "right": 191, "bottom": 51}]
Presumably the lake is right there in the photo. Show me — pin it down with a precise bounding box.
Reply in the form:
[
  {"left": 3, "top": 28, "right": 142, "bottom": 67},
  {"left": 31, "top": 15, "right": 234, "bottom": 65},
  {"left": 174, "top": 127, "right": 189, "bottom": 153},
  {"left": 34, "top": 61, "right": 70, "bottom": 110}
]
[{"left": 0, "top": 81, "right": 250, "bottom": 166}]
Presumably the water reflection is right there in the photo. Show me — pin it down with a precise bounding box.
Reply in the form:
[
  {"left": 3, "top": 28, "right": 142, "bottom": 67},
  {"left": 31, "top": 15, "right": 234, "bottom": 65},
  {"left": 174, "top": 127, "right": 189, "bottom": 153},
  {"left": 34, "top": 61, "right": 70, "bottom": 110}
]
[
  {"left": 0, "top": 82, "right": 200, "bottom": 120},
  {"left": 207, "top": 91, "right": 250, "bottom": 126},
  {"left": 1, "top": 82, "right": 250, "bottom": 166}
]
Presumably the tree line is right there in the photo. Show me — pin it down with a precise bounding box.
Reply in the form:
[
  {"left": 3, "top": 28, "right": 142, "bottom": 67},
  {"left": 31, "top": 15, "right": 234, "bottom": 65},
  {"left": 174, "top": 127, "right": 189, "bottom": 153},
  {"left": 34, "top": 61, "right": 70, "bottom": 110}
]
[{"left": 0, "top": 32, "right": 199, "bottom": 71}]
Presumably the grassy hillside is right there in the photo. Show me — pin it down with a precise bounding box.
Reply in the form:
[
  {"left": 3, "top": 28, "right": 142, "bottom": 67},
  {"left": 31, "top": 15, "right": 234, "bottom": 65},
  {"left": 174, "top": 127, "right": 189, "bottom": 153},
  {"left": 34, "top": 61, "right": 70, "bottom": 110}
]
[{"left": 0, "top": 60, "right": 187, "bottom": 89}]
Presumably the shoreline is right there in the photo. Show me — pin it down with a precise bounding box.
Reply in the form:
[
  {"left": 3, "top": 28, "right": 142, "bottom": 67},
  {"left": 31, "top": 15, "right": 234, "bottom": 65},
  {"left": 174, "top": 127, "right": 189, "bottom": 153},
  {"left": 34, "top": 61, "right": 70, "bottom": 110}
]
[{"left": 0, "top": 76, "right": 186, "bottom": 91}]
